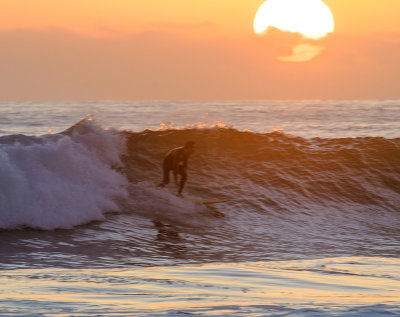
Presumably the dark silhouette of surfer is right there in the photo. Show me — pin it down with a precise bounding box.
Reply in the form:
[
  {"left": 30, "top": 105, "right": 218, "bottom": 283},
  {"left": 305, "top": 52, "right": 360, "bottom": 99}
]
[{"left": 158, "top": 141, "right": 195, "bottom": 196}]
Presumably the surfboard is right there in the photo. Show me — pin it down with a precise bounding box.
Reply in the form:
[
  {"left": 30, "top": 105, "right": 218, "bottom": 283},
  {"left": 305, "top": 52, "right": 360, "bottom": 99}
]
[{"left": 179, "top": 196, "right": 229, "bottom": 205}]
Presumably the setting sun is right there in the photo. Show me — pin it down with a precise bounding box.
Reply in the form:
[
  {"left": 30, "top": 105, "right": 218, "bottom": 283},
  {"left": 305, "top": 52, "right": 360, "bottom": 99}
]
[
  {"left": 254, "top": 0, "right": 335, "bottom": 62},
  {"left": 254, "top": 0, "right": 334, "bottom": 39}
]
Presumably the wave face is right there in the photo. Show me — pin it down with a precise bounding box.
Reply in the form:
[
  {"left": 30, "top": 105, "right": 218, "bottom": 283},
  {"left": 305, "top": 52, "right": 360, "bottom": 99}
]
[
  {"left": 119, "top": 127, "right": 400, "bottom": 262},
  {"left": 0, "top": 120, "right": 128, "bottom": 230},
  {"left": 124, "top": 127, "right": 400, "bottom": 214}
]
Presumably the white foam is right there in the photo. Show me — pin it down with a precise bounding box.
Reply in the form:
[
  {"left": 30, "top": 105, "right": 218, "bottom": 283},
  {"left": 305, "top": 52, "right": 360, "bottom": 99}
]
[
  {"left": 0, "top": 120, "right": 128, "bottom": 230},
  {"left": 124, "top": 181, "right": 214, "bottom": 228}
]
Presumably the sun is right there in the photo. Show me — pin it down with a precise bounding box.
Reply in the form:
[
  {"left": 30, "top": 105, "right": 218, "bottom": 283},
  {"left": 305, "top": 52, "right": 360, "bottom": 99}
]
[
  {"left": 253, "top": 0, "right": 334, "bottom": 62},
  {"left": 254, "top": 0, "right": 334, "bottom": 40}
]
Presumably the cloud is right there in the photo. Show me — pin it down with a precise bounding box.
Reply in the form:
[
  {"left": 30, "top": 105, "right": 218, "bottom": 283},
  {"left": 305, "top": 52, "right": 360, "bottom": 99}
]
[{"left": 254, "top": 26, "right": 329, "bottom": 62}]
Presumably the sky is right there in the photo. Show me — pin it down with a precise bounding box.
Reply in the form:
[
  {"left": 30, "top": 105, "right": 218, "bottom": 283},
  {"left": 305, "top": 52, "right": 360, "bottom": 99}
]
[{"left": 0, "top": 0, "right": 399, "bottom": 100}]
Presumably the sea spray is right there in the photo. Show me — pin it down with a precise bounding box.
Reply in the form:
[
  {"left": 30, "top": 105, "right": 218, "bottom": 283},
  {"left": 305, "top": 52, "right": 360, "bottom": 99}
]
[{"left": 0, "top": 119, "right": 128, "bottom": 230}]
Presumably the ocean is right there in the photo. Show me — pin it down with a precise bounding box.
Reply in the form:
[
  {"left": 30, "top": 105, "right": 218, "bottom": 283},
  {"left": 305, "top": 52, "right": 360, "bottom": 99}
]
[{"left": 1, "top": 99, "right": 400, "bottom": 316}]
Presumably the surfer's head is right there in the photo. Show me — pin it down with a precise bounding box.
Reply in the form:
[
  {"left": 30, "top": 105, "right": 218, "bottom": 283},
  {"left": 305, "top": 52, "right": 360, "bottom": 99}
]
[{"left": 184, "top": 141, "right": 195, "bottom": 154}]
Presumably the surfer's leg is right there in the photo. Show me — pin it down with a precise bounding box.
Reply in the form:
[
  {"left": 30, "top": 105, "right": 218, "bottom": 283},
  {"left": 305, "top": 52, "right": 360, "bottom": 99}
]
[{"left": 178, "top": 170, "right": 187, "bottom": 194}]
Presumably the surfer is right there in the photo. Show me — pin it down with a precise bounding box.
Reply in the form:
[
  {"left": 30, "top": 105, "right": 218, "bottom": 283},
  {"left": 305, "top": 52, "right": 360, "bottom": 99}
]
[{"left": 158, "top": 141, "right": 195, "bottom": 196}]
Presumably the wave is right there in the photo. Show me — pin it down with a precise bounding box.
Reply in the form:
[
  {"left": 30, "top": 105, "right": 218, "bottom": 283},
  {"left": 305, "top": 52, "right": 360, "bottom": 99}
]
[
  {"left": 0, "top": 119, "right": 128, "bottom": 230},
  {"left": 1, "top": 119, "right": 399, "bottom": 230},
  {"left": 123, "top": 126, "right": 400, "bottom": 214}
]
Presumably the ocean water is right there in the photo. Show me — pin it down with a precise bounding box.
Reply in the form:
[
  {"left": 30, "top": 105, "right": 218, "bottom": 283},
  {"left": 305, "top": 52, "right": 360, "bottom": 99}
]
[{"left": 1, "top": 100, "right": 400, "bottom": 316}]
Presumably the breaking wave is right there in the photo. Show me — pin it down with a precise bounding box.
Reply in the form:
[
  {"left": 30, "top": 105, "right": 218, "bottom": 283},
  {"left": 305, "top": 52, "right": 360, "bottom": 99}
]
[
  {"left": 1, "top": 118, "right": 400, "bottom": 231},
  {"left": 0, "top": 119, "right": 128, "bottom": 229}
]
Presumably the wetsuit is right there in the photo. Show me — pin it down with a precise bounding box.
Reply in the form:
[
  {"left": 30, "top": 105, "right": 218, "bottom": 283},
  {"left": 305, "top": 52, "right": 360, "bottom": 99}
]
[{"left": 161, "top": 146, "right": 191, "bottom": 194}]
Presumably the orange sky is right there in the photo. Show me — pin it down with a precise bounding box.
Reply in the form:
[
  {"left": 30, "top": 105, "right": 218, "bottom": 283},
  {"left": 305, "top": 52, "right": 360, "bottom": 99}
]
[{"left": 0, "top": 0, "right": 399, "bottom": 100}]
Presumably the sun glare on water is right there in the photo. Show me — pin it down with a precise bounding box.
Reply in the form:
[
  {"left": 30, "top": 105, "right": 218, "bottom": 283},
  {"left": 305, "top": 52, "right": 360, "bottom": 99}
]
[{"left": 254, "top": 0, "right": 334, "bottom": 62}]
